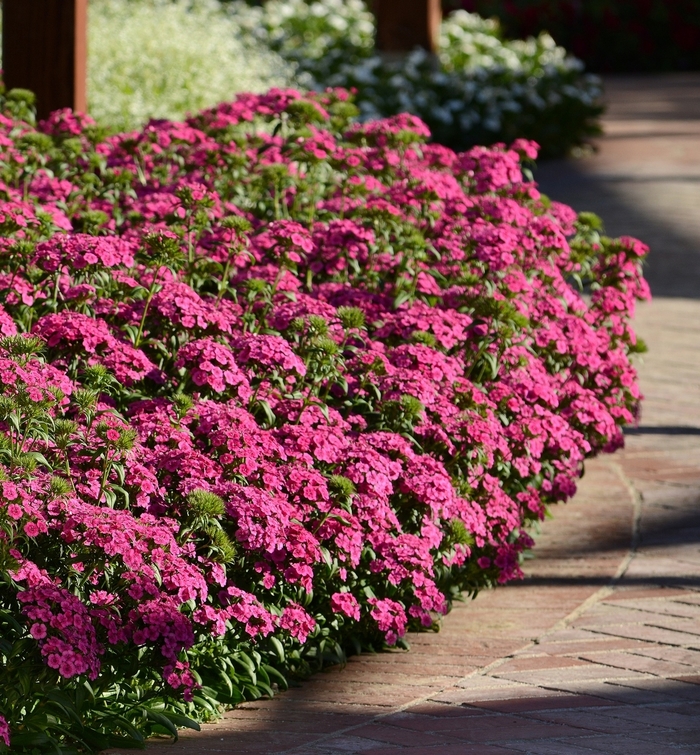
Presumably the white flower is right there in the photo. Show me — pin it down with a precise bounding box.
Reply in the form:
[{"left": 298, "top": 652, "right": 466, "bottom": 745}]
[{"left": 88, "top": 0, "right": 293, "bottom": 130}]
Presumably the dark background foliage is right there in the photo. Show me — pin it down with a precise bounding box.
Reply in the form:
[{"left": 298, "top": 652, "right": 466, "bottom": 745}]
[{"left": 458, "top": 0, "right": 700, "bottom": 72}]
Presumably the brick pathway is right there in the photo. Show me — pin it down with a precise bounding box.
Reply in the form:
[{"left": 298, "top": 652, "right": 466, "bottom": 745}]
[{"left": 142, "top": 76, "right": 700, "bottom": 754}]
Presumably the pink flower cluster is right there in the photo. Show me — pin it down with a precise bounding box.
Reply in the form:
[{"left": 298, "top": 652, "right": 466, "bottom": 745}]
[{"left": 0, "top": 87, "right": 647, "bottom": 734}]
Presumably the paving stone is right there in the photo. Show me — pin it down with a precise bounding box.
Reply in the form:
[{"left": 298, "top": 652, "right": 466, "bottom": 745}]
[
  {"left": 596, "top": 598, "right": 700, "bottom": 624},
  {"left": 531, "top": 680, "right": 686, "bottom": 705},
  {"left": 575, "top": 651, "right": 698, "bottom": 678},
  {"left": 463, "top": 695, "right": 620, "bottom": 714},
  {"left": 536, "top": 628, "right": 618, "bottom": 643},
  {"left": 597, "top": 703, "right": 700, "bottom": 731},
  {"left": 423, "top": 716, "right": 588, "bottom": 743},
  {"left": 506, "top": 733, "right": 698, "bottom": 755},
  {"left": 602, "top": 587, "right": 690, "bottom": 601},
  {"left": 488, "top": 656, "right": 592, "bottom": 674},
  {"left": 673, "top": 675, "right": 700, "bottom": 686},
  {"left": 569, "top": 605, "right": 658, "bottom": 627},
  {"left": 587, "top": 623, "right": 700, "bottom": 648},
  {"left": 517, "top": 637, "right": 654, "bottom": 657},
  {"left": 379, "top": 713, "right": 491, "bottom": 733},
  {"left": 388, "top": 704, "right": 488, "bottom": 719},
  {"left": 637, "top": 613, "right": 700, "bottom": 636},
  {"left": 361, "top": 745, "right": 520, "bottom": 755},
  {"left": 499, "top": 740, "right": 618, "bottom": 755},
  {"left": 673, "top": 593, "right": 700, "bottom": 606},
  {"left": 604, "top": 678, "right": 700, "bottom": 703},
  {"left": 523, "top": 707, "right": 674, "bottom": 736},
  {"left": 301, "top": 735, "right": 383, "bottom": 752},
  {"left": 452, "top": 676, "right": 544, "bottom": 693},
  {"left": 630, "top": 727, "right": 700, "bottom": 747},
  {"left": 346, "top": 724, "right": 461, "bottom": 748},
  {"left": 492, "top": 663, "right": 653, "bottom": 685},
  {"left": 433, "top": 684, "right": 559, "bottom": 705}
]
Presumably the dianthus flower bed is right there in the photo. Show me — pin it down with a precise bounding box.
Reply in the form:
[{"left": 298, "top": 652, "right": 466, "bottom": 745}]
[{"left": 0, "top": 89, "right": 648, "bottom": 752}]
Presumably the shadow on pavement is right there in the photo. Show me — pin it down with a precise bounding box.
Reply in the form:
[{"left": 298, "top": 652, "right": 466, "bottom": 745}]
[
  {"left": 624, "top": 426, "right": 700, "bottom": 435},
  {"left": 535, "top": 160, "right": 700, "bottom": 299},
  {"left": 152, "top": 675, "right": 700, "bottom": 755}
]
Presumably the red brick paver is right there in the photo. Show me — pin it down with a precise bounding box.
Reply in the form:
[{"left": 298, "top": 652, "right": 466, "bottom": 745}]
[{"left": 128, "top": 75, "right": 700, "bottom": 755}]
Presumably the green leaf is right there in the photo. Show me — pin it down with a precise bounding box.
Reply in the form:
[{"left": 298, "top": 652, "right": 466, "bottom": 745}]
[
  {"left": 255, "top": 680, "right": 275, "bottom": 697},
  {"left": 146, "top": 710, "right": 179, "bottom": 739},
  {"left": 262, "top": 664, "right": 288, "bottom": 690},
  {"left": 112, "top": 716, "right": 146, "bottom": 743},
  {"left": 79, "top": 727, "right": 112, "bottom": 751},
  {"left": 10, "top": 732, "right": 52, "bottom": 747},
  {"left": 160, "top": 712, "right": 201, "bottom": 732},
  {"left": 393, "top": 290, "right": 411, "bottom": 309},
  {"left": 269, "top": 636, "right": 285, "bottom": 663}
]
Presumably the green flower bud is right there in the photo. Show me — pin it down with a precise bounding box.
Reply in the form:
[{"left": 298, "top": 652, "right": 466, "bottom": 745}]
[
  {"left": 54, "top": 419, "right": 78, "bottom": 437},
  {"left": 74, "top": 389, "right": 99, "bottom": 413},
  {"left": 221, "top": 215, "right": 252, "bottom": 233},
  {"left": 400, "top": 394, "right": 424, "bottom": 418},
  {"left": 206, "top": 526, "right": 238, "bottom": 563},
  {"left": 337, "top": 306, "right": 365, "bottom": 330},
  {"left": 411, "top": 330, "right": 437, "bottom": 347},
  {"left": 307, "top": 315, "right": 329, "bottom": 336},
  {"left": 49, "top": 476, "right": 72, "bottom": 497},
  {"left": 0, "top": 335, "right": 44, "bottom": 358},
  {"left": 188, "top": 489, "right": 226, "bottom": 518},
  {"left": 311, "top": 336, "right": 339, "bottom": 356},
  {"left": 328, "top": 474, "right": 356, "bottom": 498},
  {"left": 173, "top": 394, "right": 194, "bottom": 419},
  {"left": 448, "top": 518, "right": 473, "bottom": 547}
]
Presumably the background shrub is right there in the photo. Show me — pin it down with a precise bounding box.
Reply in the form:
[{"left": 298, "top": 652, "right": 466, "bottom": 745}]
[
  {"left": 461, "top": 0, "right": 700, "bottom": 72},
  {"left": 230, "top": 0, "right": 603, "bottom": 157}
]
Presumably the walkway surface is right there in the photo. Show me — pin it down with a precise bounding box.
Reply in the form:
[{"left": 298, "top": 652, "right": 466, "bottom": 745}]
[{"left": 143, "top": 75, "right": 700, "bottom": 754}]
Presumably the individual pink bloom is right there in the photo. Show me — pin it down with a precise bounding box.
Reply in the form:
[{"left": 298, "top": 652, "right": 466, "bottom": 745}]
[
  {"left": 6, "top": 504, "right": 22, "bottom": 520},
  {"left": 330, "top": 592, "right": 361, "bottom": 621},
  {"left": 0, "top": 715, "right": 10, "bottom": 747},
  {"left": 34, "top": 311, "right": 160, "bottom": 385},
  {"left": 34, "top": 234, "right": 135, "bottom": 272},
  {"left": 176, "top": 338, "right": 251, "bottom": 399},
  {"left": 2, "top": 482, "right": 18, "bottom": 500},
  {"left": 0, "top": 304, "right": 17, "bottom": 337},
  {"left": 38, "top": 107, "right": 96, "bottom": 136},
  {"left": 368, "top": 598, "right": 407, "bottom": 646},
  {"left": 30, "top": 623, "right": 48, "bottom": 640},
  {"left": 279, "top": 603, "right": 316, "bottom": 643},
  {"left": 230, "top": 333, "right": 306, "bottom": 377}
]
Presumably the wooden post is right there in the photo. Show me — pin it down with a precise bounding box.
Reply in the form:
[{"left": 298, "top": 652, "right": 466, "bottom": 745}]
[
  {"left": 2, "top": 0, "right": 87, "bottom": 121},
  {"left": 374, "top": 0, "right": 442, "bottom": 54}
]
